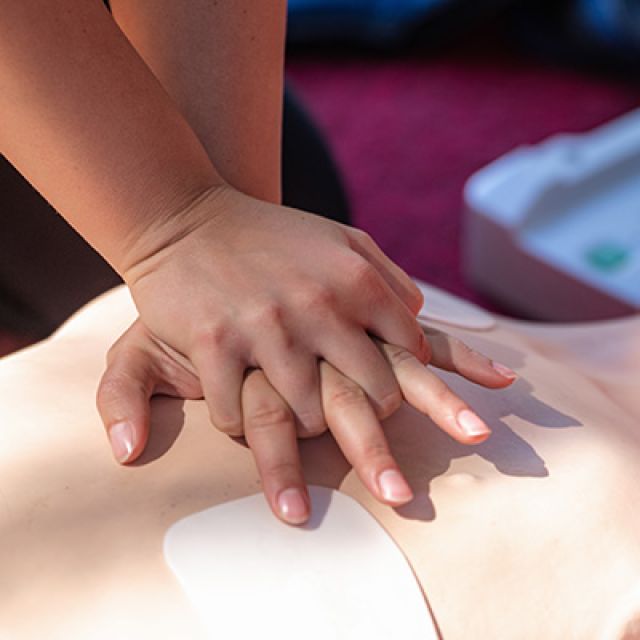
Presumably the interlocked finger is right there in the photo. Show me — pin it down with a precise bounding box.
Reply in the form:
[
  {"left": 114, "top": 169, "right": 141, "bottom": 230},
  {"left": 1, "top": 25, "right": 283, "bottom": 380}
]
[
  {"left": 319, "top": 360, "right": 413, "bottom": 506},
  {"left": 377, "top": 340, "right": 493, "bottom": 444},
  {"left": 422, "top": 327, "right": 517, "bottom": 389},
  {"left": 242, "top": 368, "right": 310, "bottom": 525}
]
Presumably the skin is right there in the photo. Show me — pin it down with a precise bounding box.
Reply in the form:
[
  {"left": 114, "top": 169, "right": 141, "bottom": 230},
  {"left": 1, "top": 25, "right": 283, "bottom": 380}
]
[
  {"left": 97, "top": 319, "right": 515, "bottom": 524},
  {"left": 92, "top": 0, "right": 512, "bottom": 522},
  {"left": 3, "top": 285, "right": 639, "bottom": 639},
  {"left": 0, "top": 0, "right": 424, "bottom": 430},
  {"left": 0, "top": 0, "right": 515, "bottom": 523}
]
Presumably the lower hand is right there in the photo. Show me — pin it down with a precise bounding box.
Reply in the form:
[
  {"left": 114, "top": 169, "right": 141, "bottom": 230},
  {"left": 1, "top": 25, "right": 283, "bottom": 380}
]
[{"left": 97, "top": 319, "right": 516, "bottom": 524}]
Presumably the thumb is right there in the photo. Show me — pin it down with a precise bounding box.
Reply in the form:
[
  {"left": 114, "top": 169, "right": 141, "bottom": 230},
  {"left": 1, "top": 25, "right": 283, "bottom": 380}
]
[{"left": 96, "top": 327, "right": 156, "bottom": 464}]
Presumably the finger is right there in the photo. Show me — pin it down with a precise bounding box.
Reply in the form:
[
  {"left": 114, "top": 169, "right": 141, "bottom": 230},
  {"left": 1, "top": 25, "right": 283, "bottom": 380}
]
[
  {"left": 97, "top": 327, "right": 155, "bottom": 464},
  {"left": 366, "top": 298, "right": 430, "bottom": 365},
  {"left": 242, "top": 369, "right": 310, "bottom": 525},
  {"left": 336, "top": 252, "right": 429, "bottom": 364},
  {"left": 192, "top": 348, "right": 247, "bottom": 437},
  {"left": 378, "top": 341, "right": 492, "bottom": 444},
  {"left": 319, "top": 361, "right": 413, "bottom": 506},
  {"left": 423, "top": 327, "right": 518, "bottom": 388},
  {"left": 345, "top": 226, "right": 424, "bottom": 316},
  {"left": 321, "top": 328, "right": 404, "bottom": 420},
  {"left": 252, "top": 326, "right": 326, "bottom": 438}
]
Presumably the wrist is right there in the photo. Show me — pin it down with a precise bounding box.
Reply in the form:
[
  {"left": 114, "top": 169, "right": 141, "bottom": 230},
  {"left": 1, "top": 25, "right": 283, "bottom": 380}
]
[{"left": 117, "top": 181, "right": 232, "bottom": 287}]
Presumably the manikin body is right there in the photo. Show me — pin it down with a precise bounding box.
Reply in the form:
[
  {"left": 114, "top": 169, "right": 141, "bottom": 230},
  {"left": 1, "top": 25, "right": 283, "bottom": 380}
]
[{"left": 1, "top": 284, "right": 640, "bottom": 639}]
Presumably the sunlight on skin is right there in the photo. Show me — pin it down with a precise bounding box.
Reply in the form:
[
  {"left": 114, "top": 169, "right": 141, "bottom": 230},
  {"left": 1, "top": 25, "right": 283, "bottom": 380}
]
[{"left": 2, "top": 286, "right": 640, "bottom": 639}]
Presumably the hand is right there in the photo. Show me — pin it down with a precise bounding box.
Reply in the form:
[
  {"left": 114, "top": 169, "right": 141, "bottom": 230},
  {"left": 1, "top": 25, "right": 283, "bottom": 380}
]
[
  {"left": 97, "top": 318, "right": 517, "bottom": 525},
  {"left": 121, "top": 185, "right": 428, "bottom": 440}
]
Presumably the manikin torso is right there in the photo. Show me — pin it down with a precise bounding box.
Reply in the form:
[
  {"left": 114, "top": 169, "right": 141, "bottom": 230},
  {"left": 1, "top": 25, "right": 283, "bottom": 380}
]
[{"left": 1, "top": 284, "right": 640, "bottom": 639}]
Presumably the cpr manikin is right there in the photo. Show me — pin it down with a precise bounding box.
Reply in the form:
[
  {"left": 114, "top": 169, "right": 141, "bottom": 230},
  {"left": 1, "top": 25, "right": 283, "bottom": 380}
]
[{"left": 2, "top": 283, "right": 640, "bottom": 639}]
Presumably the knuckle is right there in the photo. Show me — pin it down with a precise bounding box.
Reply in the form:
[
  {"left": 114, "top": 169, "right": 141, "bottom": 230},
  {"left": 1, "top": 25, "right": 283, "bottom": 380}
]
[
  {"left": 350, "top": 257, "right": 381, "bottom": 292},
  {"left": 191, "top": 323, "right": 232, "bottom": 353},
  {"left": 327, "top": 379, "right": 368, "bottom": 411},
  {"left": 298, "top": 283, "right": 338, "bottom": 316},
  {"left": 246, "top": 403, "right": 292, "bottom": 433},
  {"left": 97, "top": 367, "right": 143, "bottom": 402},
  {"left": 252, "top": 300, "right": 285, "bottom": 330},
  {"left": 359, "top": 441, "right": 392, "bottom": 464},
  {"left": 386, "top": 344, "right": 416, "bottom": 369}
]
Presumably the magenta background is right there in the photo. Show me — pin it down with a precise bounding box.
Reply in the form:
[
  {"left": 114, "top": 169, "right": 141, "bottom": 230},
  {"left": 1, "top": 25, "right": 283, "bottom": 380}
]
[{"left": 286, "top": 41, "right": 640, "bottom": 313}]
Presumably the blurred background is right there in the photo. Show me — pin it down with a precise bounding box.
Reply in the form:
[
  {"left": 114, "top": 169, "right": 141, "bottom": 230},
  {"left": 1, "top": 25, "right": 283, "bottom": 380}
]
[
  {"left": 285, "top": 0, "right": 640, "bottom": 319},
  {"left": 2, "top": 0, "right": 640, "bottom": 355}
]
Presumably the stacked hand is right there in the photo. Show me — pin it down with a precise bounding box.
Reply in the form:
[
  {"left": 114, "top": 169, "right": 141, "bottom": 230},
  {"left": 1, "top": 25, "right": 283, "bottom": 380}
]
[{"left": 99, "top": 185, "right": 516, "bottom": 524}]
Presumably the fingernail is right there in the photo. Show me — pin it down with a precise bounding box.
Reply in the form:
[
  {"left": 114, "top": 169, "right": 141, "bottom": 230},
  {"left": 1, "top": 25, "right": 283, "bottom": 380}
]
[
  {"left": 492, "top": 361, "right": 518, "bottom": 380},
  {"left": 277, "top": 488, "right": 309, "bottom": 525},
  {"left": 457, "top": 409, "right": 491, "bottom": 439},
  {"left": 378, "top": 469, "right": 413, "bottom": 504},
  {"left": 109, "top": 422, "right": 135, "bottom": 464}
]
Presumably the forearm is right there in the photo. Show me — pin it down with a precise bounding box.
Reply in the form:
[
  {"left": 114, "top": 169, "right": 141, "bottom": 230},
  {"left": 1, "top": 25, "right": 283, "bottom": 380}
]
[
  {"left": 0, "top": 0, "right": 223, "bottom": 272},
  {"left": 109, "top": 0, "right": 287, "bottom": 204}
]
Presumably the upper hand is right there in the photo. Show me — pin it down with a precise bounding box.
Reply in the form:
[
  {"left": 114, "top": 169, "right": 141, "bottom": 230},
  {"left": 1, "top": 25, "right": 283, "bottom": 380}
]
[{"left": 121, "top": 185, "right": 428, "bottom": 439}]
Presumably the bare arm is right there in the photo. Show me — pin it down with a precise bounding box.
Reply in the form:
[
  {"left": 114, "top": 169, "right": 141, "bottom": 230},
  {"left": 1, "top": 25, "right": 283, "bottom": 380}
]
[
  {"left": 109, "top": 0, "right": 286, "bottom": 204},
  {"left": 0, "top": 0, "right": 221, "bottom": 270},
  {"left": 2, "top": 0, "right": 450, "bottom": 524}
]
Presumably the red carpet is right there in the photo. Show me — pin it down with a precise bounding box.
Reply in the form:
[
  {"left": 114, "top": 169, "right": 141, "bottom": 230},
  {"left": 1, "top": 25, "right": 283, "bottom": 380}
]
[{"left": 286, "top": 39, "right": 640, "bottom": 313}]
